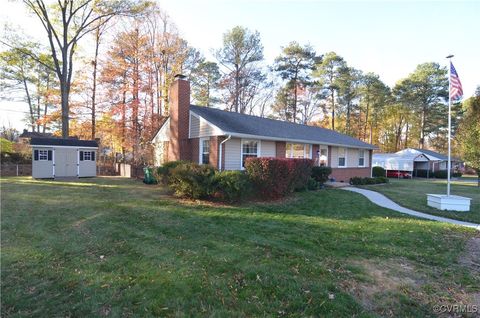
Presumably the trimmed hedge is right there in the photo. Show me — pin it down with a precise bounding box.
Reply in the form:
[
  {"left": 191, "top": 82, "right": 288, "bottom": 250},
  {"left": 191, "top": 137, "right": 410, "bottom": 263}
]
[
  {"left": 158, "top": 158, "right": 316, "bottom": 201},
  {"left": 433, "top": 170, "right": 448, "bottom": 179},
  {"left": 311, "top": 166, "right": 332, "bottom": 185},
  {"left": 244, "top": 157, "right": 314, "bottom": 199},
  {"left": 414, "top": 170, "right": 462, "bottom": 179},
  {"left": 168, "top": 163, "right": 216, "bottom": 199},
  {"left": 372, "top": 166, "right": 386, "bottom": 177},
  {"left": 213, "top": 170, "right": 252, "bottom": 202},
  {"left": 291, "top": 159, "right": 315, "bottom": 191},
  {"left": 349, "top": 176, "right": 389, "bottom": 185},
  {"left": 415, "top": 169, "right": 431, "bottom": 178},
  {"left": 155, "top": 160, "right": 189, "bottom": 184}
]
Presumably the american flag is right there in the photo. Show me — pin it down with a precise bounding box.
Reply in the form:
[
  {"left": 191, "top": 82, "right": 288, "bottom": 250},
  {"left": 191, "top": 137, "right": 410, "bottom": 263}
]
[{"left": 450, "top": 62, "right": 463, "bottom": 101}]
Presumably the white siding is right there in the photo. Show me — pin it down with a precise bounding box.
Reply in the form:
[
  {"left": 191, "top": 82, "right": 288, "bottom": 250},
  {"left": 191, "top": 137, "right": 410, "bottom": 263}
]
[
  {"left": 347, "top": 148, "right": 358, "bottom": 167},
  {"left": 224, "top": 138, "right": 241, "bottom": 170},
  {"left": 199, "top": 119, "right": 216, "bottom": 137},
  {"left": 189, "top": 114, "right": 200, "bottom": 137},
  {"left": 189, "top": 113, "right": 219, "bottom": 138},
  {"left": 260, "top": 141, "right": 275, "bottom": 157},
  {"left": 32, "top": 147, "right": 53, "bottom": 178},
  {"left": 365, "top": 150, "right": 370, "bottom": 167},
  {"left": 330, "top": 147, "right": 339, "bottom": 168},
  {"left": 79, "top": 149, "right": 96, "bottom": 177}
]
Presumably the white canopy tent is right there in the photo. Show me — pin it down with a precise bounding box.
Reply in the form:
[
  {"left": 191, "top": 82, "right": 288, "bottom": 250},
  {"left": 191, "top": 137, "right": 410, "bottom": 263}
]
[{"left": 372, "top": 153, "right": 430, "bottom": 172}]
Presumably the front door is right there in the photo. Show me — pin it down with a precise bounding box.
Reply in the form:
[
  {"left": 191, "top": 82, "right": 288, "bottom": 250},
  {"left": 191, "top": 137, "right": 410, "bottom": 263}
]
[{"left": 55, "top": 149, "right": 77, "bottom": 177}]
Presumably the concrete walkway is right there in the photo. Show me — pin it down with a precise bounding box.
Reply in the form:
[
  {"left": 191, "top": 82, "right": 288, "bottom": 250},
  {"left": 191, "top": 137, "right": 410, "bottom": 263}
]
[{"left": 342, "top": 187, "right": 480, "bottom": 230}]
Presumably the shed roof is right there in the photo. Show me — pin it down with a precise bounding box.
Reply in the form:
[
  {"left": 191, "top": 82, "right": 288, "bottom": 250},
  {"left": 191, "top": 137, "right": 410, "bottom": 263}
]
[
  {"left": 30, "top": 138, "right": 98, "bottom": 148},
  {"left": 412, "top": 148, "right": 448, "bottom": 161},
  {"left": 190, "top": 105, "right": 377, "bottom": 149}
]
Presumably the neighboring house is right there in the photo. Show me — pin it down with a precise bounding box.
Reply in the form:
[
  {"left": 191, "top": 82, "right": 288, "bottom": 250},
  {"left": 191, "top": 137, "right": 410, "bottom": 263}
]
[
  {"left": 373, "top": 148, "right": 463, "bottom": 174},
  {"left": 151, "top": 76, "right": 377, "bottom": 182},
  {"left": 19, "top": 129, "right": 53, "bottom": 144},
  {"left": 30, "top": 137, "right": 98, "bottom": 179}
]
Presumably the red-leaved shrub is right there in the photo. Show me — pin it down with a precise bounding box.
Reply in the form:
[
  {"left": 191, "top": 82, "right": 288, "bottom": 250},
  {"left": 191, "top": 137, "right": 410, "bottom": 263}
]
[{"left": 244, "top": 157, "right": 314, "bottom": 199}]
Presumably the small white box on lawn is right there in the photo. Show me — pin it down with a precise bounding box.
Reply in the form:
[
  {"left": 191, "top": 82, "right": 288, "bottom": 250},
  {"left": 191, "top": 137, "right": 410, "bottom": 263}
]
[{"left": 427, "top": 194, "right": 471, "bottom": 212}]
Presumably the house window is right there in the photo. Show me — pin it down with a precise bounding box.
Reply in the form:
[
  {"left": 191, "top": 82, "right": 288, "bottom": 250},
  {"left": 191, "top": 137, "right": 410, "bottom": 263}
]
[
  {"left": 200, "top": 138, "right": 210, "bottom": 164},
  {"left": 286, "top": 143, "right": 311, "bottom": 159},
  {"left": 38, "top": 150, "right": 48, "bottom": 161},
  {"left": 319, "top": 146, "right": 328, "bottom": 166},
  {"left": 338, "top": 148, "right": 346, "bottom": 167},
  {"left": 358, "top": 150, "right": 365, "bottom": 167},
  {"left": 242, "top": 140, "right": 259, "bottom": 167}
]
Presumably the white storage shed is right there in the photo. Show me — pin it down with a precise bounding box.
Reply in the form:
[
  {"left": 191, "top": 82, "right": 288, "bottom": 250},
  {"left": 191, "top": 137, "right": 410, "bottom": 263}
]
[{"left": 30, "top": 138, "right": 99, "bottom": 179}]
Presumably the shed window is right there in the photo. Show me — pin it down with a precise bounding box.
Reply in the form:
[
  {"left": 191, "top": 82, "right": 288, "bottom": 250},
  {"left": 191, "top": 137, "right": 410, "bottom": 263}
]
[
  {"left": 80, "top": 151, "right": 95, "bottom": 161},
  {"left": 338, "top": 148, "right": 346, "bottom": 167},
  {"left": 242, "top": 140, "right": 259, "bottom": 167},
  {"left": 38, "top": 150, "right": 48, "bottom": 161}
]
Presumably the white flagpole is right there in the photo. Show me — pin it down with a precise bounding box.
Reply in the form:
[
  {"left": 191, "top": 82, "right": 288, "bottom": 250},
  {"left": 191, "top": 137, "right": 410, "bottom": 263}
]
[{"left": 446, "top": 55, "right": 453, "bottom": 196}]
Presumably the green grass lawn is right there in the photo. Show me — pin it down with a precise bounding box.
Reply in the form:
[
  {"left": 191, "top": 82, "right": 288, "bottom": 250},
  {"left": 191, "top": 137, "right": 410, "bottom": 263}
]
[
  {"left": 1, "top": 177, "right": 479, "bottom": 317},
  {"left": 361, "top": 178, "right": 480, "bottom": 224}
]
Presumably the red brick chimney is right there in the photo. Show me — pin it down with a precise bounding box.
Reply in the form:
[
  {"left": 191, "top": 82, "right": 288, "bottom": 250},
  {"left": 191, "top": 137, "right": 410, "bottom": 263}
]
[{"left": 168, "top": 74, "right": 191, "bottom": 161}]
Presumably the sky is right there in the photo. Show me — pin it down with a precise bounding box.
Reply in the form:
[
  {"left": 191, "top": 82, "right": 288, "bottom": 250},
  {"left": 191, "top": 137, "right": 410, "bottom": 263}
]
[{"left": 1, "top": 0, "right": 479, "bottom": 132}]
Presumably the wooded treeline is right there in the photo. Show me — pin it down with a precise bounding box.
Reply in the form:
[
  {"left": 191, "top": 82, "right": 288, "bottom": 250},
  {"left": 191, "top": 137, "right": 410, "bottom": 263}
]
[{"left": 0, "top": 0, "right": 478, "bottom": 166}]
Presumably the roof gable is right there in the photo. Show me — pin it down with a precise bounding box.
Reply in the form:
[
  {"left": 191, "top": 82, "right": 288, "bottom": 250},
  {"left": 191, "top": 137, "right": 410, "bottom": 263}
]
[
  {"left": 190, "top": 105, "right": 376, "bottom": 149},
  {"left": 412, "top": 148, "right": 448, "bottom": 161}
]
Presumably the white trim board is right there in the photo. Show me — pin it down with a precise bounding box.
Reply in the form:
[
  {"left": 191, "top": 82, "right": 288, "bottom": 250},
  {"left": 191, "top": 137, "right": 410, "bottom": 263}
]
[{"left": 32, "top": 145, "right": 98, "bottom": 149}]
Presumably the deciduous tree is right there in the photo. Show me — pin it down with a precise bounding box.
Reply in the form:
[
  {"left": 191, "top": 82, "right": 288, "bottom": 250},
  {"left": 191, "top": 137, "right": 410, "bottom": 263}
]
[
  {"left": 21, "top": 0, "right": 150, "bottom": 138},
  {"left": 457, "top": 87, "right": 480, "bottom": 186}
]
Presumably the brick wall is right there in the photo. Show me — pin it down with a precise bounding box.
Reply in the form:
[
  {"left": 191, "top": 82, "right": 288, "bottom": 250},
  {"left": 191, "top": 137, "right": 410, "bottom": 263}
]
[
  {"left": 209, "top": 136, "right": 219, "bottom": 168},
  {"left": 330, "top": 167, "right": 371, "bottom": 183},
  {"left": 168, "top": 78, "right": 192, "bottom": 162},
  {"left": 275, "top": 141, "right": 286, "bottom": 158},
  {"left": 191, "top": 138, "right": 199, "bottom": 164}
]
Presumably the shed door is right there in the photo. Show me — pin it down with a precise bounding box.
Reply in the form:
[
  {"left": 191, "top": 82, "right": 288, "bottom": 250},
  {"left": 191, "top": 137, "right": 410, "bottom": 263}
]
[{"left": 55, "top": 149, "right": 77, "bottom": 177}]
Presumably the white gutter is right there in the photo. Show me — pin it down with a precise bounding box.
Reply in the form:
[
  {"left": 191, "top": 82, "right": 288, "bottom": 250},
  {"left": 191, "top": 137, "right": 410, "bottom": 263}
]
[
  {"left": 221, "top": 131, "right": 377, "bottom": 150},
  {"left": 218, "top": 135, "right": 232, "bottom": 171}
]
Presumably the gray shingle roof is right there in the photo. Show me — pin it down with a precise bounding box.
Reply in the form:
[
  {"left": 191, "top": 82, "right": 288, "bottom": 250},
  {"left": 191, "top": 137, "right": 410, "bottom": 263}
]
[
  {"left": 31, "top": 138, "right": 98, "bottom": 148},
  {"left": 412, "top": 148, "right": 460, "bottom": 161},
  {"left": 190, "top": 105, "right": 377, "bottom": 149}
]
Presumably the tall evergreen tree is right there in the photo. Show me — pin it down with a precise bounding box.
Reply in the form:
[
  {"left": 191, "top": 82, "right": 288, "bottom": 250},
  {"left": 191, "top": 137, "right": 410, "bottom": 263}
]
[
  {"left": 313, "top": 52, "right": 346, "bottom": 130},
  {"left": 358, "top": 73, "right": 391, "bottom": 143},
  {"left": 190, "top": 60, "right": 221, "bottom": 107},
  {"left": 215, "top": 26, "right": 264, "bottom": 113},
  {"left": 336, "top": 66, "right": 362, "bottom": 135},
  {"left": 393, "top": 62, "right": 448, "bottom": 149},
  {"left": 273, "top": 42, "right": 319, "bottom": 123}
]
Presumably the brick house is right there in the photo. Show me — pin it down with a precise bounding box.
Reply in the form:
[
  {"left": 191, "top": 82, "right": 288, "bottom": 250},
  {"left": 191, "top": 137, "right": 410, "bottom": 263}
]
[{"left": 152, "top": 75, "right": 378, "bottom": 182}]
